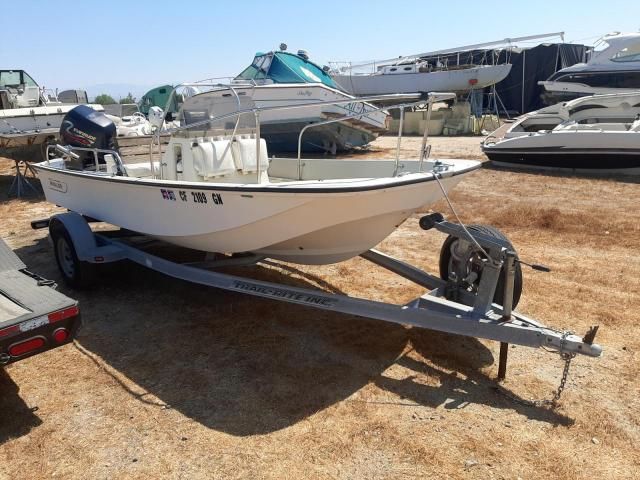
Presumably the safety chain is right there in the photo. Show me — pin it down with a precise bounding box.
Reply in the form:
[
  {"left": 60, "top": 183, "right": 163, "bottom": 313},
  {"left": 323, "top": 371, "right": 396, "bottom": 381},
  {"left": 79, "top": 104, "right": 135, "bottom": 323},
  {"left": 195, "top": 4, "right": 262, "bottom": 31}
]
[
  {"left": 551, "top": 351, "right": 575, "bottom": 404},
  {"left": 495, "top": 331, "right": 576, "bottom": 408}
]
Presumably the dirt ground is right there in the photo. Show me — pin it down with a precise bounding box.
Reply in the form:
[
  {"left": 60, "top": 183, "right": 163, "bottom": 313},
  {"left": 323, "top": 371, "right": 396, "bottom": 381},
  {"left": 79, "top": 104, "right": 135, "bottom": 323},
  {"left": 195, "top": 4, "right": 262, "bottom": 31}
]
[{"left": 0, "top": 136, "right": 639, "bottom": 479}]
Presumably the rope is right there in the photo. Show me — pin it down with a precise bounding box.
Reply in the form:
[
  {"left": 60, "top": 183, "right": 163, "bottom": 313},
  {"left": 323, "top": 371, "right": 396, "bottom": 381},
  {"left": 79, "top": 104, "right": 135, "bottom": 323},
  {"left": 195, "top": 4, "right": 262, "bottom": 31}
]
[{"left": 432, "top": 171, "right": 491, "bottom": 259}]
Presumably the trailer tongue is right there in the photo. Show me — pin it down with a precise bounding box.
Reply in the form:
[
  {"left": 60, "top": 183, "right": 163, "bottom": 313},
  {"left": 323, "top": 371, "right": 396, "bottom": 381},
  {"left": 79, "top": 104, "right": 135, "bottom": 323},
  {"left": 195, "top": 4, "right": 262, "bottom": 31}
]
[{"left": 0, "top": 238, "right": 80, "bottom": 366}]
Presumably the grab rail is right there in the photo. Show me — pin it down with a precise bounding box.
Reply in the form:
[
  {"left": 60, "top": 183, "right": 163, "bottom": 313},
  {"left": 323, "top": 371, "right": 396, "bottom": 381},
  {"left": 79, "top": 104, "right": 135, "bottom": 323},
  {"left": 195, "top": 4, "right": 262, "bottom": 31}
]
[
  {"left": 157, "top": 83, "right": 455, "bottom": 181},
  {"left": 294, "top": 100, "right": 427, "bottom": 180},
  {"left": 419, "top": 100, "right": 434, "bottom": 172},
  {"left": 46, "top": 145, "right": 127, "bottom": 176}
]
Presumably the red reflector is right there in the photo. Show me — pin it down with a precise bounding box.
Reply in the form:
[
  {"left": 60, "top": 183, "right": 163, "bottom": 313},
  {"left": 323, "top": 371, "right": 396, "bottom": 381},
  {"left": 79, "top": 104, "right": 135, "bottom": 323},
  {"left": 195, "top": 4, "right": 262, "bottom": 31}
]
[
  {"left": 52, "top": 328, "right": 69, "bottom": 343},
  {"left": 0, "top": 325, "right": 19, "bottom": 338},
  {"left": 9, "top": 337, "right": 46, "bottom": 357},
  {"left": 469, "top": 78, "right": 478, "bottom": 85},
  {"left": 48, "top": 305, "right": 79, "bottom": 323}
]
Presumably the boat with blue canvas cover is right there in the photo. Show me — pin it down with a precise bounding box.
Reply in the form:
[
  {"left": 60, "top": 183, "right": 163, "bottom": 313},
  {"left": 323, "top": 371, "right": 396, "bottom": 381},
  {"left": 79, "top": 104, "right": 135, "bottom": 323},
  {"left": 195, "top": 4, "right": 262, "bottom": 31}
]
[{"left": 208, "top": 46, "right": 388, "bottom": 153}]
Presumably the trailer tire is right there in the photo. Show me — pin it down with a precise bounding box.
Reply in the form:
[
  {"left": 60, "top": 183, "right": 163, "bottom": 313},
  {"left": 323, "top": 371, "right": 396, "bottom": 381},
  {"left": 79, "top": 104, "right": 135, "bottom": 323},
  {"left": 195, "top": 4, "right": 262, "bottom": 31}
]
[
  {"left": 439, "top": 224, "right": 522, "bottom": 308},
  {"left": 50, "top": 223, "right": 96, "bottom": 289}
]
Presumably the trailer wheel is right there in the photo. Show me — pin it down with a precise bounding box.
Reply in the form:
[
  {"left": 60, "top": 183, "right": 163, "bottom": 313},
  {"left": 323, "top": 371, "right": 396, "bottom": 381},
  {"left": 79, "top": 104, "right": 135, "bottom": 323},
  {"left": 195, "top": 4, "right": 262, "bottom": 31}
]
[
  {"left": 50, "top": 223, "right": 96, "bottom": 289},
  {"left": 439, "top": 224, "right": 522, "bottom": 308}
]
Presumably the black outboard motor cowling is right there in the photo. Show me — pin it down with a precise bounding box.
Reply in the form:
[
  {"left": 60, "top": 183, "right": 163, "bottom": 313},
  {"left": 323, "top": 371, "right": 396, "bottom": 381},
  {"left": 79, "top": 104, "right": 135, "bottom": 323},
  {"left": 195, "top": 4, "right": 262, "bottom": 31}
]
[{"left": 60, "top": 105, "right": 119, "bottom": 168}]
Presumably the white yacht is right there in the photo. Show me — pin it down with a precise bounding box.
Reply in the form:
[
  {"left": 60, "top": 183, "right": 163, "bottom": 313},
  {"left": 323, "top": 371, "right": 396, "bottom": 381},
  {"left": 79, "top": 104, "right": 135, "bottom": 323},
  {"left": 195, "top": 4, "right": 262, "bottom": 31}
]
[
  {"left": 482, "top": 92, "right": 640, "bottom": 175},
  {"left": 540, "top": 32, "right": 640, "bottom": 103},
  {"left": 224, "top": 47, "right": 388, "bottom": 153}
]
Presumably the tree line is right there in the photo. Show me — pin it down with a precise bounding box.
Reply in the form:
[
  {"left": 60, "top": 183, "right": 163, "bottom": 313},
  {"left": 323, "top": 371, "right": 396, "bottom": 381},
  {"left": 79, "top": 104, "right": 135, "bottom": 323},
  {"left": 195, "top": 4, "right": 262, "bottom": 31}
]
[{"left": 93, "top": 92, "right": 137, "bottom": 105}]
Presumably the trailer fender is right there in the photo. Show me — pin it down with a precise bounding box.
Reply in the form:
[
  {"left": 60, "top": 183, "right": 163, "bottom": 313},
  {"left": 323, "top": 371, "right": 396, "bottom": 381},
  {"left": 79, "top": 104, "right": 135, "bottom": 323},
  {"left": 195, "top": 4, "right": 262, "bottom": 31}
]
[{"left": 48, "top": 213, "right": 125, "bottom": 263}]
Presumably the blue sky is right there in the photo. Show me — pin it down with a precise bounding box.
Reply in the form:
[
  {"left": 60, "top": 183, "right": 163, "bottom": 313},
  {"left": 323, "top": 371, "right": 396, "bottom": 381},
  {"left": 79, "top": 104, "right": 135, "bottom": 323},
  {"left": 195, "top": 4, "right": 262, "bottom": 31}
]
[{"left": 1, "top": 0, "right": 638, "bottom": 98}]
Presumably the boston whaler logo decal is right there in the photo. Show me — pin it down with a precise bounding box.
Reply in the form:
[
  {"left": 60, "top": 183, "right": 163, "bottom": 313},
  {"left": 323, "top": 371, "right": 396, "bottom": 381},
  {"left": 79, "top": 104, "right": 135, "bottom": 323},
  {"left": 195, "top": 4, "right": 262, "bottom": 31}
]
[{"left": 48, "top": 178, "right": 68, "bottom": 193}]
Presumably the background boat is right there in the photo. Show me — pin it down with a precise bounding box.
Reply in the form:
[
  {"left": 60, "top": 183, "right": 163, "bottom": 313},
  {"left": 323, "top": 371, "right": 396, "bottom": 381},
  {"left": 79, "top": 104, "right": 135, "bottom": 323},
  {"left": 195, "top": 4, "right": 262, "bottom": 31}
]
[
  {"left": 540, "top": 32, "right": 640, "bottom": 104},
  {"left": 220, "top": 48, "right": 388, "bottom": 153},
  {"left": 482, "top": 91, "right": 640, "bottom": 174}
]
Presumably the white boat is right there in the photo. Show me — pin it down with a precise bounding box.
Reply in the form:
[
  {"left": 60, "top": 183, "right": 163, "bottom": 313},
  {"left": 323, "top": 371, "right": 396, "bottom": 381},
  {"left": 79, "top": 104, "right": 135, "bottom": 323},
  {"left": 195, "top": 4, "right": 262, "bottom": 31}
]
[
  {"left": 540, "top": 32, "right": 640, "bottom": 103},
  {"left": 0, "top": 69, "right": 101, "bottom": 135},
  {"left": 33, "top": 91, "right": 480, "bottom": 265},
  {"left": 102, "top": 104, "right": 178, "bottom": 140},
  {"left": 331, "top": 33, "right": 579, "bottom": 100},
  {"left": 221, "top": 48, "right": 388, "bottom": 153},
  {"left": 107, "top": 112, "right": 155, "bottom": 137},
  {"left": 482, "top": 91, "right": 640, "bottom": 174},
  {"left": 333, "top": 63, "right": 512, "bottom": 97}
]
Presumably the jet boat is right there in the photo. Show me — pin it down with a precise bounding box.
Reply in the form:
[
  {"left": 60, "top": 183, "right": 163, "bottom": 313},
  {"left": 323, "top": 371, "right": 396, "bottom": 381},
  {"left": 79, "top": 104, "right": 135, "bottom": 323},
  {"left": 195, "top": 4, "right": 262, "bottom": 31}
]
[
  {"left": 33, "top": 90, "right": 480, "bottom": 264},
  {"left": 482, "top": 91, "right": 640, "bottom": 175}
]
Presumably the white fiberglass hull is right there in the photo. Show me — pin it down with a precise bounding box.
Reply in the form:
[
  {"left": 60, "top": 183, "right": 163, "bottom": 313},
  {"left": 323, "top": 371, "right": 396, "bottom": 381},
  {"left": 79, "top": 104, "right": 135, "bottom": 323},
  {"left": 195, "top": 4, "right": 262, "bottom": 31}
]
[
  {"left": 333, "top": 64, "right": 512, "bottom": 96},
  {"left": 483, "top": 131, "right": 640, "bottom": 174},
  {"left": 0, "top": 104, "right": 103, "bottom": 134},
  {"left": 33, "top": 159, "right": 478, "bottom": 264},
  {"left": 185, "top": 84, "right": 387, "bottom": 152},
  {"left": 241, "top": 84, "right": 387, "bottom": 129}
]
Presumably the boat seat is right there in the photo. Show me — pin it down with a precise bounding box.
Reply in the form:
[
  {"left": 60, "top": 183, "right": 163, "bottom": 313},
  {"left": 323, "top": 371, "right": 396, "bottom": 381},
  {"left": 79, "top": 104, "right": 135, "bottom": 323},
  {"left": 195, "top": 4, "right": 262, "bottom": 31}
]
[
  {"left": 192, "top": 138, "right": 236, "bottom": 178},
  {"left": 231, "top": 136, "right": 269, "bottom": 173},
  {"left": 123, "top": 161, "right": 160, "bottom": 178}
]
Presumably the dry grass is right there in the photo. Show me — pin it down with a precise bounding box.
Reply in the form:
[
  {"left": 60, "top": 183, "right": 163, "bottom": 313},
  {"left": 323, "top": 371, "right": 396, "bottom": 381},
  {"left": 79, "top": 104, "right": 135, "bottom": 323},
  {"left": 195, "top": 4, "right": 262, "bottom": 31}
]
[{"left": 1, "top": 137, "right": 639, "bottom": 479}]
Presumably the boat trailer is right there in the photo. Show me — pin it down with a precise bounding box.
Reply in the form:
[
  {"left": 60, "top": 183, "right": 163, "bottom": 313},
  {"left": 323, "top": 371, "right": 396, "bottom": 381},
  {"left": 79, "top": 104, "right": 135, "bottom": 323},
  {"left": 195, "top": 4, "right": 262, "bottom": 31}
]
[{"left": 33, "top": 211, "right": 601, "bottom": 396}]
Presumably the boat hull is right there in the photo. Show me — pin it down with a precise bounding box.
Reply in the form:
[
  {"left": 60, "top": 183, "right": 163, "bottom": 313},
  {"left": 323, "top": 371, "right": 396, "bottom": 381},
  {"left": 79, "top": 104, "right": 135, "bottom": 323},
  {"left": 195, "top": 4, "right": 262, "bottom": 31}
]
[
  {"left": 0, "top": 104, "right": 103, "bottom": 135},
  {"left": 259, "top": 120, "right": 376, "bottom": 153},
  {"left": 0, "top": 109, "right": 67, "bottom": 134},
  {"left": 486, "top": 150, "right": 640, "bottom": 175},
  {"left": 483, "top": 131, "right": 640, "bottom": 175},
  {"left": 33, "top": 160, "right": 477, "bottom": 264},
  {"left": 334, "top": 64, "right": 512, "bottom": 96}
]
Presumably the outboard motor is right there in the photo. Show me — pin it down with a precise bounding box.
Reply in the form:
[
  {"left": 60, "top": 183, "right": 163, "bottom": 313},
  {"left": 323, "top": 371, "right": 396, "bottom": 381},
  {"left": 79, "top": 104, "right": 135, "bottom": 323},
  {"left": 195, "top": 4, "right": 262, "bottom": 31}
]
[{"left": 59, "top": 105, "right": 119, "bottom": 169}]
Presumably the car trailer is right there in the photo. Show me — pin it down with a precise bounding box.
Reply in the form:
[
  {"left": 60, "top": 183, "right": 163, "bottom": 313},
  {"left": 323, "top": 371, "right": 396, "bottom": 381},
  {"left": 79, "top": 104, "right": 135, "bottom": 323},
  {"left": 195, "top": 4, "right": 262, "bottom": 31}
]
[
  {"left": 0, "top": 237, "right": 81, "bottom": 366},
  {"left": 32, "top": 211, "right": 601, "bottom": 401}
]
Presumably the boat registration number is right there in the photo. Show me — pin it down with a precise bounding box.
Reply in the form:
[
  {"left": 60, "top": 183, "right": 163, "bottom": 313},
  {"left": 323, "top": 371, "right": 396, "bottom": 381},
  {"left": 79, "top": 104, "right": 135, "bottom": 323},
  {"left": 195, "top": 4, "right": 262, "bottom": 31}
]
[{"left": 160, "top": 189, "right": 223, "bottom": 206}]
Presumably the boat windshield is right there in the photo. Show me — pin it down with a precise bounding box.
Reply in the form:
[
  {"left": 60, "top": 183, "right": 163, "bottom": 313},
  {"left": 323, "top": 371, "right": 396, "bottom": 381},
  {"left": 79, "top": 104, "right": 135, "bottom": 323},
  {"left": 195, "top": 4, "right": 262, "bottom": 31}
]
[
  {"left": 235, "top": 51, "right": 338, "bottom": 89},
  {"left": 140, "top": 85, "right": 181, "bottom": 115},
  {"left": 176, "top": 90, "right": 259, "bottom": 136},
  {"left": 0, "top": 70, "right": 38, "bottom": 89},
  {"left": 611, "top": 44, "right": 640, "bottom": 63}
]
